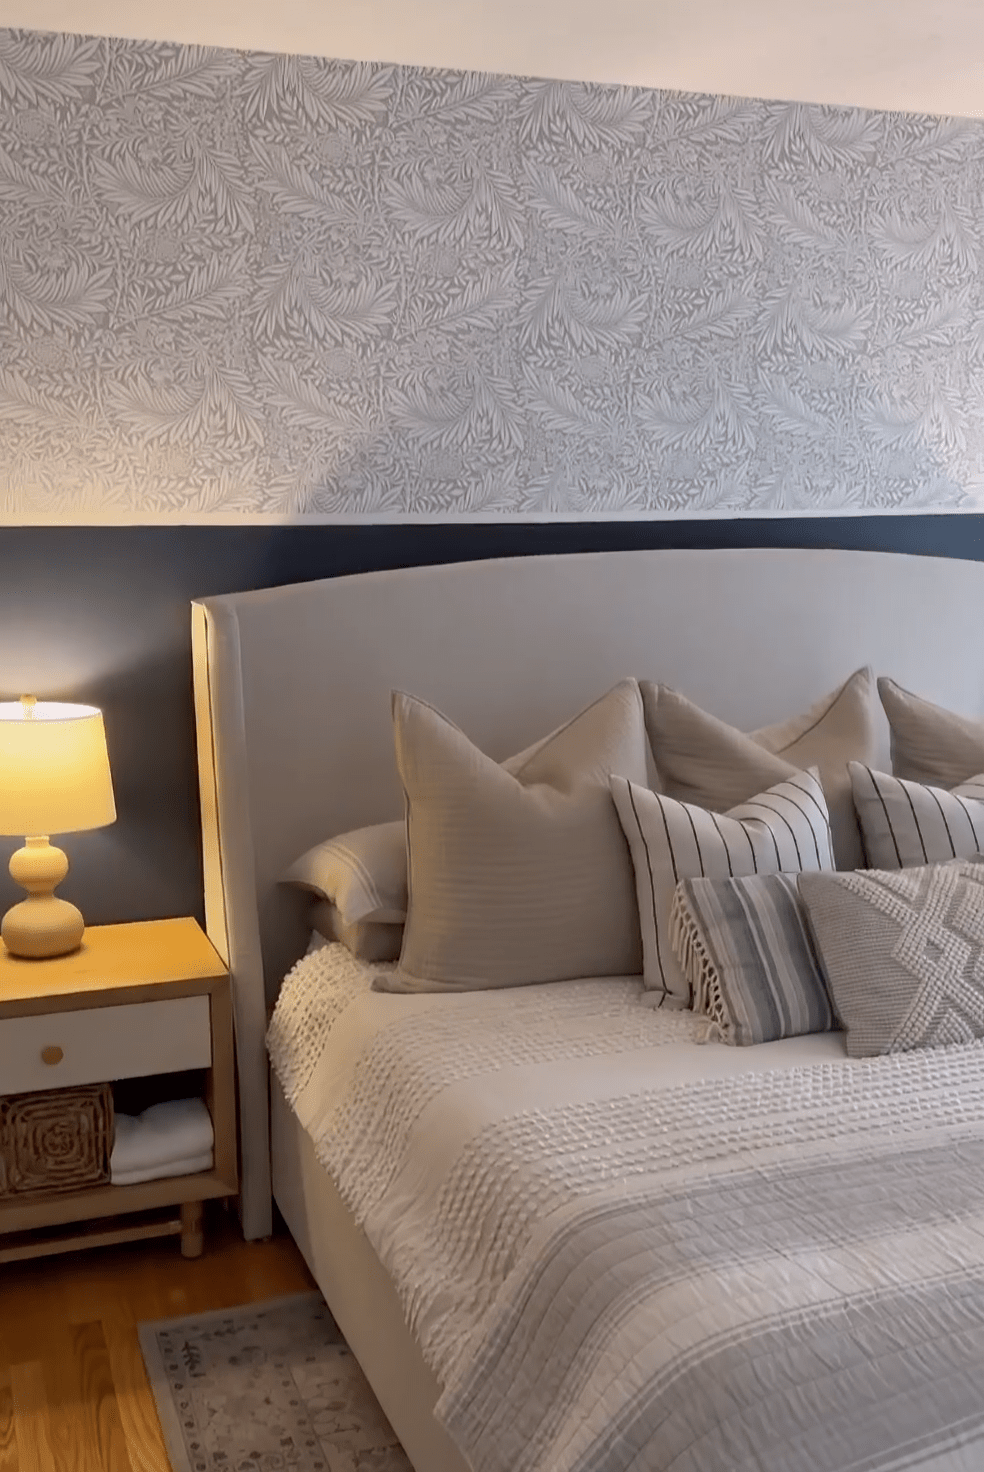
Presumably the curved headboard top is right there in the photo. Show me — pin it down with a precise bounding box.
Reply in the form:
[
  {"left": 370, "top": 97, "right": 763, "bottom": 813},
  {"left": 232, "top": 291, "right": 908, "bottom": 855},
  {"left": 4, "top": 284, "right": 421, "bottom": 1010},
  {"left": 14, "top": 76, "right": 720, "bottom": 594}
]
[{"left": 192, "top": 546, "right": 984, "bottom": 1237}]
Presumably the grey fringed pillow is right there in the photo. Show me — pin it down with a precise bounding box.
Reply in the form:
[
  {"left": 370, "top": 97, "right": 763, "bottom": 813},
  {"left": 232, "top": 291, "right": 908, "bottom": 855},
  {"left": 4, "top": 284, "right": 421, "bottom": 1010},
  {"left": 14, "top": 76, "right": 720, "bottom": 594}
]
[
  {"left": 670, "top": 872, "right": 834, "bottom": 1045},
  {"left": 798, "top": 859, "right": 984, "bottom": 1058}
]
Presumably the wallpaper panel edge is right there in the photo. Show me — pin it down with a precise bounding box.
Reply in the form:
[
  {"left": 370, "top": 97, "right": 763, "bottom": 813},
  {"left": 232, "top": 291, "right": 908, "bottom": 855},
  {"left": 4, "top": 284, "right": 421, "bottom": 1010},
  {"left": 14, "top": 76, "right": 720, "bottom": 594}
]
[{"left": 2, "top": 28, "right": 984, "bottom": 521}]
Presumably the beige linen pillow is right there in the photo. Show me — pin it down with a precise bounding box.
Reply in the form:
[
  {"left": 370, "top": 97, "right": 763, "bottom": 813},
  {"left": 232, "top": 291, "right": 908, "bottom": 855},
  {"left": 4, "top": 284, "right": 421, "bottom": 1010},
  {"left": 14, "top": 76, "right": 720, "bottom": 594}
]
[
  {"left": 380, "top": 679, "right": 649, "bottom": 992},
  {"left": 641, "top": 667, "right": 876, "bottom": 870},
  {"left": 878, "top": 678, "right": 984, "bottom": 789}
]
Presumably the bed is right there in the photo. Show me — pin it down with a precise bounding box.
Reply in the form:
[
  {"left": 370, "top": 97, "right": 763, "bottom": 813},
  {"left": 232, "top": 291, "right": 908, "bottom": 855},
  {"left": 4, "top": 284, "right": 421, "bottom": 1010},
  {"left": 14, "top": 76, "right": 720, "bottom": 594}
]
[{"left": 190, "top": 547, "right": 984, "bottom": 1472}]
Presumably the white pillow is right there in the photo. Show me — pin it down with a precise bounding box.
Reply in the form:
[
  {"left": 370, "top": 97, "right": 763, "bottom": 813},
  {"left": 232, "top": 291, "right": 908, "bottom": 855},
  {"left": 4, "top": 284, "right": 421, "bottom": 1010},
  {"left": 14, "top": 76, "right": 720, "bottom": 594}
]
[
  {"left": 282, "top": 820, "right": 407, "bottom": 924},
  {"left": 611, "top": 769, "right": 834, "bottom": 1008},
  {"left": 308, "top": 899, "right": 404, "bottom": 962}
]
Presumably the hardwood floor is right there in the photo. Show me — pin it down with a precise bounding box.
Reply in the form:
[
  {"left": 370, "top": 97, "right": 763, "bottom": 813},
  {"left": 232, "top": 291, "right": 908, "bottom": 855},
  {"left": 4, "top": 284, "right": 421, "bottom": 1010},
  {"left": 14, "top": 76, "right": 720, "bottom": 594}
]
[{"left": 0, "top": 1205, "right": 316, "bottom": 1471}]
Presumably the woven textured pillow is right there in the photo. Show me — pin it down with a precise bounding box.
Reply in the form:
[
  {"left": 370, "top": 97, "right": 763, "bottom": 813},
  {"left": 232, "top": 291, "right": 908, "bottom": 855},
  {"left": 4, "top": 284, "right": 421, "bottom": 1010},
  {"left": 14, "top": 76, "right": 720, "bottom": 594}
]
[
  {"left": 849, "top": 763, "right": 984, "bottom": 869},
  {"left": 670, "top": 872, "right": 834, "bottom": 1045},
  {"left": 385, "top": 678, "right": 650, "bottom": 992},
  {"left": 798, "top": 860, "right": 984, "bottom": 1057},
  {"left": 610, "top": 768, "right": 833, "bottom": 1009},
  {"left": 879, "top": 678, "right": 984, "bottom": 789},
  {"left": 641, "top": 669, "right": 876, "bottom": 871}
]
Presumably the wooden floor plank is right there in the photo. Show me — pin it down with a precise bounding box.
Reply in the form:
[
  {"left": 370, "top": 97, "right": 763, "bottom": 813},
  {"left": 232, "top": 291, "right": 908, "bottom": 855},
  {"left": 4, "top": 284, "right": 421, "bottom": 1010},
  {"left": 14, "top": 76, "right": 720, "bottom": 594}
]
[
  {"left": 35, "top": 1330, "right": 85, "bottom": 1472},
  {"left": 0, "top": 1269, "right": 75, "bottom": 1367},
  {"left": 101, "top": 1315, "right": 171, "bottom": 1472},
  {"left": 73, "top": 1324, "right": 133, "bottom": 1472},
  {"left": 0, "top": 1369, "right": 18, "bottom": 1472},
  {"left": 9, "top": 1362, "right": 56, "bottom": 1472}
]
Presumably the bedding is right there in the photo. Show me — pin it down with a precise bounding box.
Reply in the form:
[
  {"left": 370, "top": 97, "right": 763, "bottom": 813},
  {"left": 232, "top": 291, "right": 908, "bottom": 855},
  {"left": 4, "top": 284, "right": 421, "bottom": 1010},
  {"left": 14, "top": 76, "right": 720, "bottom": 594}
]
[
  {"left": 284, "top": 665, "right": 874, "bottom": 968},
  {"left": 849, "top": 762, "right": 984, "bottom": 868},
  {"left": 642, "top": 668, "right": 876, "bottom": 869},
  {"left": 268, "top": 942, "right": 984, "bottom": 1472},
  {"left": 611, "top": 768, "right": 833, "bottom": 1007}
]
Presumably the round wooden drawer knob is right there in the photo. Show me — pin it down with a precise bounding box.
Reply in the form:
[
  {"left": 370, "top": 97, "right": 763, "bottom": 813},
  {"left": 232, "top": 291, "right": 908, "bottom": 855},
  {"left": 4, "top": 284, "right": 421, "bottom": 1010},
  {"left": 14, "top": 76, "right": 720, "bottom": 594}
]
[{"left": 40, "top": 1045, "right": 64, "bottom": 1066}]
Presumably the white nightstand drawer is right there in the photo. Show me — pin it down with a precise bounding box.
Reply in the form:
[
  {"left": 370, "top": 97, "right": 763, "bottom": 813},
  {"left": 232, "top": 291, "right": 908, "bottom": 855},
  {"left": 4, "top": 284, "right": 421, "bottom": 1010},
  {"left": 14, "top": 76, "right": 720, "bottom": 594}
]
[{"left": 0, "top": 995, "right": 212, "bottom": 1095}]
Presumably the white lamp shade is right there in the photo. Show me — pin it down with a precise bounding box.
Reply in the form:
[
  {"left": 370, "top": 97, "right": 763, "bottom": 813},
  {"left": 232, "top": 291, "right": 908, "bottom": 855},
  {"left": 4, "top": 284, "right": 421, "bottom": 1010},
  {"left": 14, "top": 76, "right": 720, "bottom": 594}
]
[{"left": 0, "top": 701, "right": 116, "bottom": 837}]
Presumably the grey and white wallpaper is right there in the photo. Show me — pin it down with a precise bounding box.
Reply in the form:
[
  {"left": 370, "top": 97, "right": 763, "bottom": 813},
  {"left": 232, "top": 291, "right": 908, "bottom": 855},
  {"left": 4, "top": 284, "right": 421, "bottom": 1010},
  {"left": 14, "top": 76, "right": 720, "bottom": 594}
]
[{"left": 2, "top": 27, "right": 984, "bottom": 520}]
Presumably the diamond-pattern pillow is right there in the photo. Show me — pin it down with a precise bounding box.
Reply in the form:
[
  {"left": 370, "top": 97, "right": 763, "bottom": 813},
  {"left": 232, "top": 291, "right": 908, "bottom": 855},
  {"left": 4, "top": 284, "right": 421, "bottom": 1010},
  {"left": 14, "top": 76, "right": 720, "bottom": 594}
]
[{"left": 798, "top": 860, "right": 984, "bottom": 1058}]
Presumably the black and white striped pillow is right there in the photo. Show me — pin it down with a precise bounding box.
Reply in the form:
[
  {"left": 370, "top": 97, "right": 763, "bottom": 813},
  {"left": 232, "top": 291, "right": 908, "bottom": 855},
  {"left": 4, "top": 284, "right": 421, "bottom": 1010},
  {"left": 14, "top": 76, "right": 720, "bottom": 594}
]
[
  {"left": 849, "top": 762, "right": 984, "bottom": 869},
  {"left": 610, "top": 769, "right": 833, "bottom": 1008}
]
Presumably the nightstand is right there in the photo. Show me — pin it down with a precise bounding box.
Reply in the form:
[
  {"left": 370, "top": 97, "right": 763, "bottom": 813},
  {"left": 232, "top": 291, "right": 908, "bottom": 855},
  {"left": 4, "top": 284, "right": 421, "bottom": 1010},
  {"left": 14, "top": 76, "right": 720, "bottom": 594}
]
[{"left": 0, "top": 917, "right": 237, "bottom": 1262}]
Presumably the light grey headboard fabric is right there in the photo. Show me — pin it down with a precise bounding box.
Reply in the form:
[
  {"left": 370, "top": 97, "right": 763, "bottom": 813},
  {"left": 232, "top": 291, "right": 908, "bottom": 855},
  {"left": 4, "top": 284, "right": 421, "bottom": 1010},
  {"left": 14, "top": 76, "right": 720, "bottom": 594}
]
[{"left": 191, "top": 547, "right": 984, "bottom": 1238}]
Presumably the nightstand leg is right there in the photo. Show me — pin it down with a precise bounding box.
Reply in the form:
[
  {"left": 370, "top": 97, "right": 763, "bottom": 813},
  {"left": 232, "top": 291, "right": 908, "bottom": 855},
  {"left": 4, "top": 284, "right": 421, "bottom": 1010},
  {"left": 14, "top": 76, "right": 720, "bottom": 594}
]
[{"left": 180, "top": 1200, "right": 204, "bottom": 1258}]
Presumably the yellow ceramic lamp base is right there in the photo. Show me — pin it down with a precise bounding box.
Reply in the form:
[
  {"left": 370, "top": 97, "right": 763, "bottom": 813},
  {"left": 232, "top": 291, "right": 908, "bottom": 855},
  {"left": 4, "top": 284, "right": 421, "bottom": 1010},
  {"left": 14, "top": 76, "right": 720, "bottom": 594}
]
[{"left": 2, "top": 836, "right": 85, "bottom": 959}]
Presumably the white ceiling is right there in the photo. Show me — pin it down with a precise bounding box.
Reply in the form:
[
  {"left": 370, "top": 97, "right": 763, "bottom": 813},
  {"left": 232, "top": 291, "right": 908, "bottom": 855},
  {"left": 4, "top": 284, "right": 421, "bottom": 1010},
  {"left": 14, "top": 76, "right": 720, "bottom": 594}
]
[{"left": 3, "top": 0, "right": 983, "bottom": 119}]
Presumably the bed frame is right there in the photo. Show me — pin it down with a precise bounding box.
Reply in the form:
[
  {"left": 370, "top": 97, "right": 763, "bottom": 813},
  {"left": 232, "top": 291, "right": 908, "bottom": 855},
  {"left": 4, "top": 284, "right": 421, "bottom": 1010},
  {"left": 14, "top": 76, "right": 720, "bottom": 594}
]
[{"left": 190, "top": 546, "right": 984, "bottom": 1469}]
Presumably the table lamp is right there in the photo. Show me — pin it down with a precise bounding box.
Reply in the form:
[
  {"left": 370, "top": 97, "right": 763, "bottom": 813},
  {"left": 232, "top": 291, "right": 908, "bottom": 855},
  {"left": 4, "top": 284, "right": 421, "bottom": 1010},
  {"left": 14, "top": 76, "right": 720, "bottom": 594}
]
[{"left": 0, "top": 696, "right": 116, "bottom": 958}]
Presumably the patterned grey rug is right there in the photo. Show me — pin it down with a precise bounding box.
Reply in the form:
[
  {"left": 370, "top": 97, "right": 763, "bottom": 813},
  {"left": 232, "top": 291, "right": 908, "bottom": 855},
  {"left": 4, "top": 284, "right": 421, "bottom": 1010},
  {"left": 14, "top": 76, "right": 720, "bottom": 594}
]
[{"left": 138, "top": 1290, "right": 414, "bottom": 1472}]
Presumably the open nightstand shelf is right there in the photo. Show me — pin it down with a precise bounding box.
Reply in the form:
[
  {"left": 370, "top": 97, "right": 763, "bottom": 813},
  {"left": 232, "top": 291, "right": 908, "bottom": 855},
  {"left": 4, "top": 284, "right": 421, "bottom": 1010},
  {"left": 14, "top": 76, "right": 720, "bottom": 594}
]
[{"left": 0, "top": 917, "right": 237, "bottom": 1261}]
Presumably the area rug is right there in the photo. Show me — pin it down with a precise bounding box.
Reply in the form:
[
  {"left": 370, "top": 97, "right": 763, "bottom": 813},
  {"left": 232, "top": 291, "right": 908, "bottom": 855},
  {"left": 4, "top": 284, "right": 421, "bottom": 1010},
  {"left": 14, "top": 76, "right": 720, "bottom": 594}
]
[{"left": 138, "top": 1290, "right": 414, "bottom": 1472}]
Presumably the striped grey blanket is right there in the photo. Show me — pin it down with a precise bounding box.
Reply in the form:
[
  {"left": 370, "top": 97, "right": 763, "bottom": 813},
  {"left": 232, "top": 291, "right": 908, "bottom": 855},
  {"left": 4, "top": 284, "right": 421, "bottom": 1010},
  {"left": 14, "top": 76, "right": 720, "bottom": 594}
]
[
  {"left": 438, "top": 1064, "right": 984, "bottom": 1472},
  {"left": 270, "top": 945, "right": 984, "bottom": 1472}
]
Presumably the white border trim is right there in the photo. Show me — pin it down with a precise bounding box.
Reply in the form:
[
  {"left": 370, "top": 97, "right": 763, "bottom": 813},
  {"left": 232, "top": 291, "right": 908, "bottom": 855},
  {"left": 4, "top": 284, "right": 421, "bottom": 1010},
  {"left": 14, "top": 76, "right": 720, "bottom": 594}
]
[{"left": 0, "top": 506, "right": 980, "bottom": 527}]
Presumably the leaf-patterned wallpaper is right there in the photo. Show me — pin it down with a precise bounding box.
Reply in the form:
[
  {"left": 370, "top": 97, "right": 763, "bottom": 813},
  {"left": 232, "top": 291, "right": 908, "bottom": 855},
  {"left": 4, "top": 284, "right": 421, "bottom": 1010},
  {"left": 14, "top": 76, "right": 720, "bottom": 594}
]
[{"left": 2, "top": 28, "right": 984, "bottom": 520}]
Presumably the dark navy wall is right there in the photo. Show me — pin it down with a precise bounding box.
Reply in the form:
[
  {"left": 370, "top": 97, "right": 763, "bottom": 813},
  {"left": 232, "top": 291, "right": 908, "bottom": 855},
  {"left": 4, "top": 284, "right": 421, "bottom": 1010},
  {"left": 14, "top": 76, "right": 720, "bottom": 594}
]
[{"left": 1, "top": 517, "right": 982, "bottom": 932}]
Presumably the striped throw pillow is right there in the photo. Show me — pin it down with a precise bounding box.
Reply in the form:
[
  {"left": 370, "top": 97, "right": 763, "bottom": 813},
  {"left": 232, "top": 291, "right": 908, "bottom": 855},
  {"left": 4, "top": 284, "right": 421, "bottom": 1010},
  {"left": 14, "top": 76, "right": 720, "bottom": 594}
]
[
  {"left": 610, "top": 769, "right": 833, "bottom": 1008},
  {"left": 849, "top": 763, "right": 984, "bottom": 869},
  {"left": 669, "top": 872, "right": 834, "bottom": 1044}
]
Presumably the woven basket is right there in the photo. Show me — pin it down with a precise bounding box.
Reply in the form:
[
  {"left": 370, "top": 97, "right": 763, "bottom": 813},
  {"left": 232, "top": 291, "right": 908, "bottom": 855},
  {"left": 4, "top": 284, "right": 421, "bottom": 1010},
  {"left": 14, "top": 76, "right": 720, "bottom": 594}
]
[{"left": 0, "top": 1083, "right": 113, "bottom": 1197}]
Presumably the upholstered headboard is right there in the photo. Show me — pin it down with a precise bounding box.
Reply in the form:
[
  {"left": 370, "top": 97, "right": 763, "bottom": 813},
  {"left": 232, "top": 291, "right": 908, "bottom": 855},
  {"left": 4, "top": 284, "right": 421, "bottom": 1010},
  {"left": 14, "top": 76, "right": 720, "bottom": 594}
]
[{"left": 191, "top": 547, "right": 984, "bottom": 1238}]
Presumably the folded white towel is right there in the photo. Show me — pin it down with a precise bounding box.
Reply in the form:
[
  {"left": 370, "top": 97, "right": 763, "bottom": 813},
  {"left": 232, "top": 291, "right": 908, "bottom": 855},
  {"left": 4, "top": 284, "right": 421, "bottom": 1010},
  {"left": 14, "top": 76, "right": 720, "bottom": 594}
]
[
  {"left": 111, "top": 1150, "right": 214, "bottom": 1186},
  {"left": 111, "top": 1097, "right": 214, "bottom": 1182}
]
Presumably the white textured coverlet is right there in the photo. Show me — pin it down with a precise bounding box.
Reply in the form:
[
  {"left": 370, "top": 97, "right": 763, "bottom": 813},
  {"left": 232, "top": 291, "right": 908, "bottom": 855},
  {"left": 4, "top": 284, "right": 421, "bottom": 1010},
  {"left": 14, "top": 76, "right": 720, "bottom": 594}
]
[{"left": 268, "top": 943, "right": 984, "bottom": 1472}]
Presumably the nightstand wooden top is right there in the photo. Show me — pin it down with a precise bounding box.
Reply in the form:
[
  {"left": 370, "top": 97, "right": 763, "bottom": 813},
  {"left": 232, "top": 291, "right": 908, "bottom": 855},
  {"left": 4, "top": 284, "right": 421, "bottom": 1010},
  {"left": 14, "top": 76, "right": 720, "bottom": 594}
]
[{"left": 0, "top": 917, "right": 227, "bottom": 1007}]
